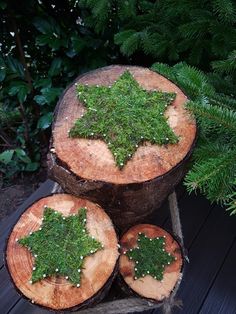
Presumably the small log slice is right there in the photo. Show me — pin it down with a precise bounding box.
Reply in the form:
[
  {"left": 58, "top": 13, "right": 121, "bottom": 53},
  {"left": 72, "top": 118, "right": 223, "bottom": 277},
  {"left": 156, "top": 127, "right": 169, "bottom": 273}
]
[
  {"left": 6, "top": 194, "right": 119, "bottom": 310},
  {"left": 48, "top": 65, "right": 196, "bottom": 229},
  {"left": 119, "top": 224, "right": 183, "bottom": 301}
]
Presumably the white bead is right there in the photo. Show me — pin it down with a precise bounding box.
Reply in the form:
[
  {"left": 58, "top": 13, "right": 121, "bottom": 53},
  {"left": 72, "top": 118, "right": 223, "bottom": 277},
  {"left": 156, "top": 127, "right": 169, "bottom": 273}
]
[
  {"left": 55, "top": 268, "right": 59, "bottom": 272},
  {"left": 78, "top": 269, "right": 81, "bottom": 273},
  {"left": 80, "top": 256, "right": 83, "bottom": 259},
  {"left": 39, "top": 227, "right": 42, "bottom": 230},
  {"left": 75, "top": 83, "right": 78, "bottom": 86},
  {"left": 31, "top": 300, "right": 35, "bottom": 303},
  {"left": 147, "top": 271, "right": 150, "bottom": 274},
  {"left": 65, "top": 276, "right": 69, "bottom": 279},
  {"left": 29, "top": 280, "right": 32, "bottom": 284},
  {"left": 136, "top": 261, "right": 138, "bottom": 264},
  {"left": 77, "top": 284, "right": 80, "bottom": 287},
  {"left": 83, "top": 218, "right": 86, "bottom": 222},
  {"left": 33, "top": 267, "right": 36, "bottom": 270},
  {"left": 43, "top": 274, "right": 46, "bottom": 278},
  {"left": 63, "top": 217, "right": 65, "bottom": 220},
  {"left": 117, "top": 244, "right": 120, "bottom": 248},
  {"left": 44, "top": 205, "right": 47, "bottom": 208},
  {"left": 34, "top": 254, "right": 37, "bottom": 258},
  {"left": 90, "top": 250, "right": 93, "bottom": 253},
  {"left": 16, "top": 238, "right": 18, "bottom": 242}
]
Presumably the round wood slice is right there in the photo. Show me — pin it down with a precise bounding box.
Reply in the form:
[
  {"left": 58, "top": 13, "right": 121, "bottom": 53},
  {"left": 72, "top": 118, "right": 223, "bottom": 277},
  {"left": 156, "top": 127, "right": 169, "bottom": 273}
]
[
  {"left": 48, "top": 65, "right": 196, "bottom": 229},
  {"left": 119, "top": 224, "right": 183, "bottom": 301},
  {"left": 6, "top": 194, "right": 119, "bottom": 310}
]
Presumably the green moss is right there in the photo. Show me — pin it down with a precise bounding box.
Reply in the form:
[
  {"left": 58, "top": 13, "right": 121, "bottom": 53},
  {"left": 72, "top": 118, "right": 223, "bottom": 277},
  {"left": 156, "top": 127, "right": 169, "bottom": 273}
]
[
  {"left": 69, "top": 71, "right": 179, "bottom": 169},
  {"left": 125, "top": 233, "right": 175, "bottom": 281},
  {"left": 18, "top": 207, "right": 102, "bottom": 286}
]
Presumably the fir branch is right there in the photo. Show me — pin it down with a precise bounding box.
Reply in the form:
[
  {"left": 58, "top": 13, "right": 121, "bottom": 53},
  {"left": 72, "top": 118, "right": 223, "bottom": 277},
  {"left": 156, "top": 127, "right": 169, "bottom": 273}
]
[
  {"left": 186, "top": 101, "right": 236, "bottom": 133},
  {"left": 185, "top": 151, "right": 236, "bottom": 204},
  {"left": 226, "top": 192, "right": 236, "bottom": 215}
]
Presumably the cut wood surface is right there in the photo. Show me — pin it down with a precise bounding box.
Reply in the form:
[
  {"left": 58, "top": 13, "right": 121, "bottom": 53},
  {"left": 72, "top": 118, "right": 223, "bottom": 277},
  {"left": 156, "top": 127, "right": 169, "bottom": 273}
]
[
  {"left": 119, "top": 224, "right": 183, "bottom": 301},
  {"left": 6, "top": 194, "right": 119, "bottom": 310},
  {"left": 51, "top": 65, "right": 196, "bottom": 184},
  {"left": 48, "top": 65, "right": 196, "bottom": 229}
]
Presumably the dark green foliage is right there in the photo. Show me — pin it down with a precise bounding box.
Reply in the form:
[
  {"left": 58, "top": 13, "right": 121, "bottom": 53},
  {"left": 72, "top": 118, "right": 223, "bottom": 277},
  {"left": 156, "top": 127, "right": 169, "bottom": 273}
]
[
  {"left": 70, "top": 71, "right": 177, "bottom": 168},
  {"left": 0, "top": 0, "right": 116, "bottom": 181},
  {"left": 79, "top": 0, "right": 236, "bottom": 67},
  {"left": 18, "top": 207, "right": 102, "bottom": 285},
  {"left": 151, "top": 62, "right": 236, "bottom": 214},
  {"left": 126, "top": 233, "right": 175, "bottom": 281}
]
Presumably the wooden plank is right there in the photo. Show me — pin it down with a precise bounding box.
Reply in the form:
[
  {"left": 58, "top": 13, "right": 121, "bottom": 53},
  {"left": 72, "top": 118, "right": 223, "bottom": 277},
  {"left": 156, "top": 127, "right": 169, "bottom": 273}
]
[
  {"left": 152, "top": 193, "right": 214, "bottom": 314},
  {"left": 0, "top": 180, "right": 57, "bottom": 269},
  {"left": 164, "top": 192, "right": 213, "bottom": 249},
  {"left": 0, "top": 267, "right": 20, "bottom": 313},
  {"left": 172, "top": 204, "right": 236, "bottom": 314},
  {"left": 9, "top": 298, "right": 51, "bottom": 314},
  {"left": 199, "top": 239, "right": 236, "bottom": 314}
]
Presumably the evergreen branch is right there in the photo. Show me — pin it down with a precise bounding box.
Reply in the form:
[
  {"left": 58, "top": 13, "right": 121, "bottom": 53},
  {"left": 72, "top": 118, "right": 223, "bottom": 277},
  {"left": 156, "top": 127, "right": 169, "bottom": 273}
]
[
  {"left": 226, "top": 192, "right": 236, "bottom": 215},
  {"left": 212, "top": 0, "right": 236, "bottom": 24},
  {"left": 185, "top": 151, "right": 236, "bottom": 203},
  {"left": 212, "top": 50, "right": 236, "bottom": 74}
]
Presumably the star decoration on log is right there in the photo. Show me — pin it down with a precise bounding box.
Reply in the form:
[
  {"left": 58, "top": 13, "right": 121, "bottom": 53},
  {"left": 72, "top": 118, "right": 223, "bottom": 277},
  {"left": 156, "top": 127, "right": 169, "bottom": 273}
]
[
  {"left": 125, "top": 233, "right": 175, "bottom": 281},
  {"left": 18, "top": 207, "right": 102, "bottom": 286},
  {"left": 69, "top": 71, "right": 179, "bottom": 169}
]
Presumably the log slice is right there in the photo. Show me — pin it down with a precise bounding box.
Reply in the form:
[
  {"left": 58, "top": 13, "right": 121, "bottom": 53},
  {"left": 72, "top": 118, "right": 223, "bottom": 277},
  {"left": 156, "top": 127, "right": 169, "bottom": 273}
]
[
  {"left": 6, "top": 194, "right": 119, "bottom": 310},
  {"left": 48, "top": 65, "right": 196, "bottom": 229},
  {"left": 119, "top": 224, "right": 183, "bottom": 301}
]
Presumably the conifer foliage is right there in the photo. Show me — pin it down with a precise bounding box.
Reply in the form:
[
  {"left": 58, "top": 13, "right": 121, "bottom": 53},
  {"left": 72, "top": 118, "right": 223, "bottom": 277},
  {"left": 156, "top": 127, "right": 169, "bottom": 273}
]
[
  {"left": 151, "top": 62, "right": 236, "bottom": 215},
  {"left": 79, "top": 0, "right": 236, "bottom": 67}
]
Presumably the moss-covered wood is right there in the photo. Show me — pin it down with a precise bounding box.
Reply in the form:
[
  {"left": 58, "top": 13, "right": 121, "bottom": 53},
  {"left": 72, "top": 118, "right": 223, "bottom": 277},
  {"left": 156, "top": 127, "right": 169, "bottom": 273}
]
[
  {"left": 6, "top": 194, "right": 119, "bottom": 310},
  {"left": 18, "top": 207, "right": 102, "bottom": 286},
  {"left": 48, "top": 65, "right": 196, "bottom": 229},
  {"left": 70, "top": 71, "right": 178, "bottom": 168}
]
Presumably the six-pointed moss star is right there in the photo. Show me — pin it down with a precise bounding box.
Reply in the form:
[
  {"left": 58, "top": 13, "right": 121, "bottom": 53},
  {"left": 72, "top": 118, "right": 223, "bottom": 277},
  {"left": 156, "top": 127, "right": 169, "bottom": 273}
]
[
  {"left": 125, "top": 233, "right": 175, "bottom": 281},
  {"left": 18, "top": 207, "right": 102, "bottom": 286},
  {"left": 69, "top": 71, "right": 179, "bottom": 169}
]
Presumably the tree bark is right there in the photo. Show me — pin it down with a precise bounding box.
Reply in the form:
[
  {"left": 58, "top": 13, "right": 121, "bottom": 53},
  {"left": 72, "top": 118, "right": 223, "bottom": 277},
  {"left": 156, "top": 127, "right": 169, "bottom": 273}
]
[
  {"left": 48, "top": 65, "right": 197, "bottom": 230},
  {"left": 119, "top": 224, "right": 183, "bottom": 302},
  {"left": 6, "top": 193, "right": 119, "bottom": 311}
]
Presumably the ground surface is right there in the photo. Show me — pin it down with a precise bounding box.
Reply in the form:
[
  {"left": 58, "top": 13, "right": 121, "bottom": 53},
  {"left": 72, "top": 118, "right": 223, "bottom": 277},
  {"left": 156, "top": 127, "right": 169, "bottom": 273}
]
[{"left": 0, "top": 169, "right": 47, "bottom": 222}]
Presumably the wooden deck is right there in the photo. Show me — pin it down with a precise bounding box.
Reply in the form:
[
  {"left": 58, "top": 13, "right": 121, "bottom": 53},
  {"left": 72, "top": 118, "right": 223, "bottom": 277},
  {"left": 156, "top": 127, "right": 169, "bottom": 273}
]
[{"left": 1, "top": 180, "right": 236, "bottom": 314}]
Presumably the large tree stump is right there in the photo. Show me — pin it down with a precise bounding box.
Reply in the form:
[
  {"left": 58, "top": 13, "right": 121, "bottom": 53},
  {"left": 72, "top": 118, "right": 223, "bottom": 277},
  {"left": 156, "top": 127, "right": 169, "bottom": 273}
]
[
  {"left": 119, "top": 224, "right": 183, "bottom": 302},
  {"left": 6, "top": 194, "right": 119, "bottom": 310},
  {"left": 48, "top": 65, "right": 196, "bottom": 229}
]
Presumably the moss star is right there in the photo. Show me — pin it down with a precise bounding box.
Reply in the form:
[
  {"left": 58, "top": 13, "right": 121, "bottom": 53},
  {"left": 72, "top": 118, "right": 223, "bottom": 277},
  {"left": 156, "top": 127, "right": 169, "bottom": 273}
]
[
  {"left": 69, "top": 71, "right": 178, "bottom": 168},
  {"left": 18, "top": 207, "right": 102, "bottom": 286},
  {"left": 126, "top": 233, "right": 175, "bottom": 281}
]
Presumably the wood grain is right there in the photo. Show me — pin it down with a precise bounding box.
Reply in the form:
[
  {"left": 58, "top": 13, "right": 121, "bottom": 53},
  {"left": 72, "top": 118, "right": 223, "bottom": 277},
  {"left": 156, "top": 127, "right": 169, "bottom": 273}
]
[
  {"left": 52, "top": 65, "right": 196, "bottom": 184},
  {"left": 6, "top": 194, "right": 119, "bottom": 310},
  {"left": 119, "top": 224, "right": 183, "bottom": 301},
  {"left": 48, "top": 65, "right": 196, "bottom": 229}
]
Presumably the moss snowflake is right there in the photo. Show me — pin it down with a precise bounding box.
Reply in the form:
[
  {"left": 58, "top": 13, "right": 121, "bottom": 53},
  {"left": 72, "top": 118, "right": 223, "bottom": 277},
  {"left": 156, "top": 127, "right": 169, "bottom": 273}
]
[
  {"left": 125, "top": 233, "right": 175, "bottom": 281},
  {"left": 69, "top": 71, "right": 178, "bottom": 168},
  {"left": 18, "top": 207, "right": 102, "bottom": 287}
]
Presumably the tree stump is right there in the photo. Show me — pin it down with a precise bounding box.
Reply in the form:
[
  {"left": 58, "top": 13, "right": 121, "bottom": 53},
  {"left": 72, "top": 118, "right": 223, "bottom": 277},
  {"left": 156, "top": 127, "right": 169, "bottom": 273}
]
[
  {"left": 119, "top": 224, "right": 183, "bottom": 301},
  {"left": 5, "top": 194, "right": 119, "bottom": 310},
  {"left": 48, "top": 65, "right": 196, "bottom": 229}
]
